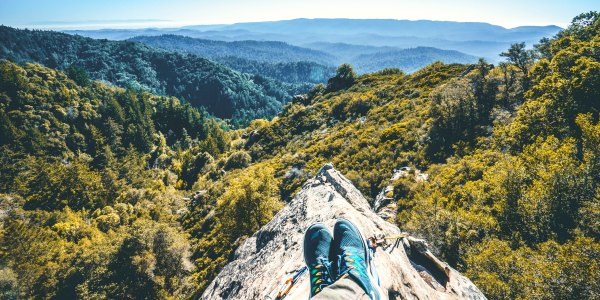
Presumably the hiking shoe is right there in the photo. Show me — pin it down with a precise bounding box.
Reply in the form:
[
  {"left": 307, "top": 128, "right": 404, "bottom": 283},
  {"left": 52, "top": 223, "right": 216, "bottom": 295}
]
[
  {"left": 331, "top": 219, "right": 382, "bottom": 300},
  {"left": 303, "top": 223, "right": 334, "bottom": 297}
]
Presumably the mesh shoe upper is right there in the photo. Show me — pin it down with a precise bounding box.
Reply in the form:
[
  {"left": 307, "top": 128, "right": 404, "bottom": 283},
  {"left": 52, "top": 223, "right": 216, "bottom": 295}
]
[
  {"left": 303, "top": 223, "right": 333, "bottom": 297},
  {"left": 331, "top": 219, "right": 381, "bottom": 300}
]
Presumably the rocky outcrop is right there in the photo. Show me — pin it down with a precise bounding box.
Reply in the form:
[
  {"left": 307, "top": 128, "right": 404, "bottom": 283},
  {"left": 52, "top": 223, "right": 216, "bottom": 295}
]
[
  {"left": 201, "top": 163, "right": 486, "bottom": 299},
  {"left": 373, "top": 166, "right": 429, "bottom": 220}
]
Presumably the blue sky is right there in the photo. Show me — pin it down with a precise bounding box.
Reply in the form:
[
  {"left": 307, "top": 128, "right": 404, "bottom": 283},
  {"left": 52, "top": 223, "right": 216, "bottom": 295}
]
[{"left": 0, "top": 0, "right": 598, "bottom": 29}]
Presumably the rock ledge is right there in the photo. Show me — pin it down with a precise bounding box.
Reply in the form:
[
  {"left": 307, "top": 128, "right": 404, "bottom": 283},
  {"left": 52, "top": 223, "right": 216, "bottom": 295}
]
[{"left": 201, "top": 163, "right": 486, "bottom": 299}]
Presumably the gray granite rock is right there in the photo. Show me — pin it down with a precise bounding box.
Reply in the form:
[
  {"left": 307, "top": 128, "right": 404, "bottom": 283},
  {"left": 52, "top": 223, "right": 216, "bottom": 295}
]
[{"left": 201, "top": 163, "right": 486, "bottom": 300}]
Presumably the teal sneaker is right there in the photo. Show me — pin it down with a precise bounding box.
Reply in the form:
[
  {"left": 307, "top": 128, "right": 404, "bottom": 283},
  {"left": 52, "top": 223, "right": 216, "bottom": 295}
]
[
  {"left": 303, "top": 223, "right": 334, "bottom": 297},
  {"left": 331, "top": 219, "right": 382, "bottom": 300}
]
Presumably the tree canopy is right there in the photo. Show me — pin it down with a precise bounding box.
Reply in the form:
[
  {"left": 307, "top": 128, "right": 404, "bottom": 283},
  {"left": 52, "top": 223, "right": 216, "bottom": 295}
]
[{"left": 0, "top": 26, "right": 310, "bottom": 123}]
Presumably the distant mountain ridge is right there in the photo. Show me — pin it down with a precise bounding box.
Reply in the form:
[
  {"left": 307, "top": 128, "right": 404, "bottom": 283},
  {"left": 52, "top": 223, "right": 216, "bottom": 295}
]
[
  {"left": 64, "top": 18, "right": 561, "bottom": 61},
  {"left": 183, "top": 18, "right": 561, "bottom": 42},
  {"left": 130, "top": 34, "right": 477, "bottom": 73},
  {"left": 129, "top": 35, "right": 336, "bottom": 83},
  {"left": 130, "top": 35, "right": 335, "bottom": 65},
  {"left": 131, "top": 34, "right": 477, "bottom": 74},
  {"left": 353, "top": 46, "right": 477, "bottom": 73}
]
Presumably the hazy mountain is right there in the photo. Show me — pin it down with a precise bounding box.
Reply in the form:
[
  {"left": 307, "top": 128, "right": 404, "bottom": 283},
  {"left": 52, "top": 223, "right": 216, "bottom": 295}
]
[
  {"left": 64, "top": 28, "right": 207, "bottom": 40},
  {"left": 303, "top": 42, "right": 400, "bottom": 62},
  {"left": 353, "top": 47, "right": 477, "bottom": 73},
  {"left": 131, "top": 35, "right": 477, "bottom": 74},
  {"left": 301, "top": 42, "right": 477, "bottom": 73},
  {"left": 183, "top": 19, "right": 561, "bottom": 42},
  {"left": 64, "top": 19, "right": 561, "bottom": 62},
  {"left": 129, "top": 35, "right": 335, "bottom": 65},
  {"left": 65, "top": 28, "right": 289, "bottom": 41},
  {"left": 129, "top": 35, "right": 336, "bottom": 83}
]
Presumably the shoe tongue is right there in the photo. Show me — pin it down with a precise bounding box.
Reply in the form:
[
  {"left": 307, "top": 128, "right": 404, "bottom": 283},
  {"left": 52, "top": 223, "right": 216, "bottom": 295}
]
[{"left": 316, "top": 256, "right": 328, "bottom": 264}]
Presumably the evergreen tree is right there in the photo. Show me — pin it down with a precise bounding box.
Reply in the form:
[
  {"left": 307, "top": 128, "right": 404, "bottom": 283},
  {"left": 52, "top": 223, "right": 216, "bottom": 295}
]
[{"left": 326, "top": 64, "right": 357, "bottom": 92}]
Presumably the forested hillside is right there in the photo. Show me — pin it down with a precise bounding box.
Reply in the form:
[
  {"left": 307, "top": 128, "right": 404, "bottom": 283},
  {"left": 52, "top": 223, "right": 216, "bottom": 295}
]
[
  {"left": 130, "top": 35, "right": 335, "bottom": 65},
  {"left": 130, "top": 35, "right": 336, "bottom": 84},
  {"left": 0, "top": 60, "right": 231, "bottom": 298},
  {"left": 215, "top": 58, "right": 334, "bottom": 84},
  {"left": 0, "top": 26, "right": 311, "bottom": 123},
  {"left": 131, "top": 34, "right": 476, "bottom": 75},
  {"left": 0, "top": 11, "right": 598, "bottom": 300},
  {"left": 353, "top": 47, "right": 477, "bottom": 73}
]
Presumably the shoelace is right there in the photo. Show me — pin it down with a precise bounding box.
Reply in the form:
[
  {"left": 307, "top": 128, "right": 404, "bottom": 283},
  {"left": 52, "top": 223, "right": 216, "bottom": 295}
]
[
  {"left": 310, "top": 257, "right": 332, "bottom": 294},
  {"left": 337, "top": 251, "right": 379, "bottom": 300},
  {"left": 336, "top": 250, "right": 365, "bottom": 279}
]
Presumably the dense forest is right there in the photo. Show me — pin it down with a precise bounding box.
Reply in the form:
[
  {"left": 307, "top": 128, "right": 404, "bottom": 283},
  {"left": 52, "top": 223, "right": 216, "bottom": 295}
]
[
  {"left": 214, "top": 58, "right": 334, "bottom": 84},
  {"left": 129, "top": 35, "right": 336, "bottom": 84},
  {"left": 0, "top": 60, "right": 231, "bottom": 298},
  {"left": 0, "top": 11, "right": 598, "bottom": 300},
  {"left": 352, "top": 46, "right": 477, "bottom": 73},
  {"left": 131, "top": 34, "right": 477, "bottom": 75},
  {"left": 129, "top": 35, "right": 335, "bottom": 65},
  {"left": 0, "top": 26, "right": 311, "bottom": 123}
]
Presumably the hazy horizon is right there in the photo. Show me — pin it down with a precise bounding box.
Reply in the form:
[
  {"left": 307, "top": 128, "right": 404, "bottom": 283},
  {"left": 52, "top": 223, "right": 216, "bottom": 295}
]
[
  {"left": 1, "top": 0, "right": 597, "bottom": 30},
  {"left": 5, "top": 17, "right": 567, "bottom": 32}
]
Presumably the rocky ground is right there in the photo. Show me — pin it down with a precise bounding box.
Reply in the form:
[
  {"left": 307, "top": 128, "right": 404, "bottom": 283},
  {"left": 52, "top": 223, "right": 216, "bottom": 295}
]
[{"left": 201, "top": 163, "right": 486, "bottom": 299}]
